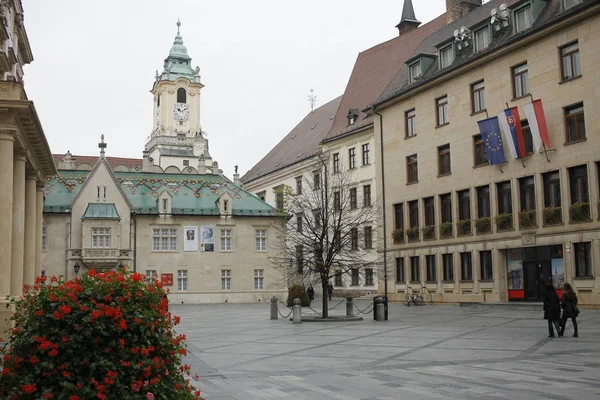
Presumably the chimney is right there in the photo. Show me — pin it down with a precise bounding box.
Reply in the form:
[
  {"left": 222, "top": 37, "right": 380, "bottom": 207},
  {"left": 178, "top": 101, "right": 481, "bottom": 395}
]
[
  {"left": 396, "top": 0, "right": 421, "bottom": 36},
  {"left": 142, "top": 150, "right": 153, "bottom": 171},
  {"left": 446, "top": 0, "right": 482, "bottom": 24}
]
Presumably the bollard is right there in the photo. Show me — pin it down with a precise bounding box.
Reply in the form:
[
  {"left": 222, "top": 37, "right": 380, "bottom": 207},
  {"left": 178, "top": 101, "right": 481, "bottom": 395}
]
[
  {"left": 292, "top": 298, "right": 302, "bottom": 324},
  {"left": 346, "top": 297, "right": 353, "bottom": 317},
  {"left": 270, "top": 296, "right": 278, "bottom": 320},
  {"left": 375, "top": 297, "right": 385, "bottom": 321}
]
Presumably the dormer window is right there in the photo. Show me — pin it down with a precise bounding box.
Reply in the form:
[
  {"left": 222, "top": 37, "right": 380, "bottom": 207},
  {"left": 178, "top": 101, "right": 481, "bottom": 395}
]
[
  {"left": 409, "top": 61, "right": 421, "bottom": 83},
  {"left": 474, "top": 27, "right": 490, "bottom": 52},
  {"left": 515, "top": 5, "right": 532, "bottom": 33},
  {"left": 223, "top": 200, "right": 229, "bottom": 213},
  {"left": 162, "top": 198, "right": 168, "bottom": 212},
  {"left": 347, "top": 109, "right": 358, "bottom": 126},
  {"left": 177, "top": 87, "right": 187, "bottom": 103},
  {"left": 439, "top": 45, "right": 454, "bottom": 69},
  {"left": 563, "top": 0, "right": 583, "bottom": 9}
]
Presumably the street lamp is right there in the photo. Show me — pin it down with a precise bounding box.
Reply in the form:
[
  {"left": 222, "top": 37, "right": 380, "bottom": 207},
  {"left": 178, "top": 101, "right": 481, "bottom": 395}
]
[
  {"left": 73, "top": 262, "right": 80, "bottom": 275},
  {"left": 118, "top": 263, "right": 125, "bottom": 270}
]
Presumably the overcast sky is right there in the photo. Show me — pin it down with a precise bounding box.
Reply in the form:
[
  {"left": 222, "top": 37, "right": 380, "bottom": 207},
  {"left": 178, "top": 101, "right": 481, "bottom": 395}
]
[{"left": 22, "top": 0, "right": 447, "bottom": 178}]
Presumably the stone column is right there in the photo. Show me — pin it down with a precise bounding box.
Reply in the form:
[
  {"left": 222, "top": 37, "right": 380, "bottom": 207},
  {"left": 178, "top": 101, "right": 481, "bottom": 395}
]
[
  {"left": 35, "top": 185, "right": 44, "bottom": 279},
  {"left": 0, "top": 131, "right": 15, "bottom": 297},
  {"left": 23, "top": 175, "right": 38, "bottom": 286},
  {"left": 11, "top": 153, "right": 26, "bottom": 296}
]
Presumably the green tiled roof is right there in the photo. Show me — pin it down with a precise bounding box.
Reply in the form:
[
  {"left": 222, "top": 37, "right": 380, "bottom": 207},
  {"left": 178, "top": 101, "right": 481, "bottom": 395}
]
[
  {"left": 82, "top": 203, "right": 120, "bottom": 219},
  {"left": 44, "top": 171, "right": 281, "bottom": 217}
]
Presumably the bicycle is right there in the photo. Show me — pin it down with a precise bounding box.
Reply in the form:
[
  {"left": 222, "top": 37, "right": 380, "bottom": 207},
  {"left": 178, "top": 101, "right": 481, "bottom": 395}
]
[{"left": 404, "top": 286, "right": 424, "bottom": 306}]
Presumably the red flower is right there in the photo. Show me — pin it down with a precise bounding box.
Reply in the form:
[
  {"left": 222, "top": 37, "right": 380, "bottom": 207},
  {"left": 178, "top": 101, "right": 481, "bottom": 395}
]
[
  {"left": 69, "top": 396, "right": 80, "bottom": 400},
  {"left": 21, "top": 384, "right": 37, "bottom": 393},
  {"left": 29, "top": 356, "right": 40, "bottom": 364},
  {"left": 53, "top": 311, "right": 64, "bottom": 320},
  {"left": 48, "top": 349, "right": 58, "bottom": 357},
  {"left": 34, "top": 309, "right": 43, "bottom": 317},
  {"left": 59, "top": 305, "right": 71, "bottom": 315},
  {"left": 131, "top": 273, "right": 142, "bottom": 282},
  {"left": 41, "top": 394, "right": 54, "bottom": 399}
]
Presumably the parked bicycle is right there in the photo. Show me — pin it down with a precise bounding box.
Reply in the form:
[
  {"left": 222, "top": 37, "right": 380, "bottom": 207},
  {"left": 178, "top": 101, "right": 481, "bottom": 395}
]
[{"left": 405, "top": 285, "right": 432, "bottom": 306}]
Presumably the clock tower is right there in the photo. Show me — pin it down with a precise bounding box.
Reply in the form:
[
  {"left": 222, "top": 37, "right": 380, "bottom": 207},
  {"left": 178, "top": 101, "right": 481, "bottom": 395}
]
[{"left": 145, "top": 20, "right": 211, "bottom": 171}]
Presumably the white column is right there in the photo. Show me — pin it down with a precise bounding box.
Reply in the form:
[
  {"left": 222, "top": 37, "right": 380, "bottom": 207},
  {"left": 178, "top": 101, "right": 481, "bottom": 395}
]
[
  {"left": 0, "top": 131, "right": 14, "bottom": 297},
  {"left": 23, "top": 175, "right": 37, "bottom": 286},
  {"left": 35, "top": 186, "right": 44, "bottom": 279},
  {"left": 10, "top": 154, "right": 26, "bottom": 296}
]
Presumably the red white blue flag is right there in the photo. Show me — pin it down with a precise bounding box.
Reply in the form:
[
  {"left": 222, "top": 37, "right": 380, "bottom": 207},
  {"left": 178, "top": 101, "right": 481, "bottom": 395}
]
[
  {"left": 498, "top": 107, "right": 526, "bottom": 159},
  {"left": 523, "top": 99, "right": 551, "bottom": 152}
]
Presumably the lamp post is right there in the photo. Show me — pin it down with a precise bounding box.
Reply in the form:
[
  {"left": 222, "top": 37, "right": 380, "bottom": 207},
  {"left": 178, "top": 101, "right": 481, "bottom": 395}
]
[
  {"left": 118, "top": 263, "right": 125, "bottom": 270},
  {"left": 74, "top": 262, "right": 80, "bottom": 275}
]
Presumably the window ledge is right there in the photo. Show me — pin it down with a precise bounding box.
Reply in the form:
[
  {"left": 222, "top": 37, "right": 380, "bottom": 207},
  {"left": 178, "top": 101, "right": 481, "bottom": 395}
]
[
  {"left": 479, "top": 279, "right": 494, "bottom": 283},
  {"left": 361, "top": 163, "right": 371, "bottom": 167},
  {"left": 459, "top": 280, "right": 474, "bottom": 283},
  {"left": 473, "top": 163, "right": 489, "bottom": 169},
  {"left": 405, "top": 135, "right": 417, "bottom": 140},
  {"left": 564, "top": 138, "right": 587, "bottom": 146},
  {"left": 543, "top": 222, "right": 564, "bottom": 227},
  {"left": 519, "top": 225, "right": 538, "bottom": 231},
  {"left": 409, "top": 281, "right": 421, "bottom": 284},
  {"left": 559, "top": 75, "right": 582, "bottom": 85},
  {"left": 569, "top": 219, "right": 592, "bottom": 225},
  {"left": 511, "top": 94, "right": 531, "bottom": 102},
  {"left": 470, "top": 109, "right": 487, "bottom": 117},
  {"left": 219, "top": 250, "right": 234, "bottom": 253},
  {"left": 573, "top": 276, "right": 594, "bottom": 280},
  {"left": 442, "top": 280, "right": 455, "bottom": 284},
  {"left": 437, "top": 172, "right": 452, "bottom": 178},
  {"left": 425, "top": 280, "right": 437, "bottom": 284},
  {"left": 151, "top": 250, "right": 178, "bottom": 253},
  {"left": 435, "top": 123, "right": 450, "bottom": 129},
  {"left": 406, "top": 180, "right": 419, "bottom": 186}
]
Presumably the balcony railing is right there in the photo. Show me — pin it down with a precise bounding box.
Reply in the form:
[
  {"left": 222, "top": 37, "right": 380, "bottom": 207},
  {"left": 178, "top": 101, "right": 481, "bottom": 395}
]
[
  {"left": 543, "top": 206, "right": 562, "bottom": 226},
  {"left": 495, "top": 213, "right": 513, "bottom": 231},
  {"left": 519, "top": 210, "right": 537, "bottom": 229},
  {"left": 475, "top": 217, "right": 491, "bottom": 234},
  {"left": 82, "top": 248, "right": 119, "bottom": 259},
  {"left": 439, "top": 222, "right": 453, "bottom": 239},
  {"left": 569, "top": 202, "right": 590, "bottom": 223},
  {"left": 422, "top": 225, "right": 435, "bottom": 241},
  {"left": 457, "top": 219, "right": 472, "bottom": 236}
]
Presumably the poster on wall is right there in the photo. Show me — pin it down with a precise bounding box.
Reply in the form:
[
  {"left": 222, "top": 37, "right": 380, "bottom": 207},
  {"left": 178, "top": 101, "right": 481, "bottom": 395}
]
[
  {"left": 183, "top": 226, "right": 198, "bottom": 252},
  {"left": 161, "top": 273, "right": 173, "bottom": 286},
  {"left": 200, "top": 226, "right": 214, "bottom": 252},
  {"left": 551, "top": 258, "right": 565, "bottom": 289},
  {"left": 507, "top": 260, "right": 523, "bottom": 290}
]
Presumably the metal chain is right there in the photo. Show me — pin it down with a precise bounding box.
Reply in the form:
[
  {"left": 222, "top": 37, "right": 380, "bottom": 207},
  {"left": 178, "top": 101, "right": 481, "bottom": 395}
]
[
  {"left": 305, "top": 304, "right": 323, "bottom": 316},
  {"left": 328, "top": 298, "right": 346, "bottom": 311},
  {"left": 353, "top": 302, "right": 374, "bottom": 315},
  {"left": 277, "top": 306, "right": 293, "bottom": 319}
]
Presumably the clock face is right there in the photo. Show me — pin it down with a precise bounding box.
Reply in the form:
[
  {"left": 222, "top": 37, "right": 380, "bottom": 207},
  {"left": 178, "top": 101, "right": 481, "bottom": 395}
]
[{"left": 174, "top": 103, "right": 189, "bottom": 121}]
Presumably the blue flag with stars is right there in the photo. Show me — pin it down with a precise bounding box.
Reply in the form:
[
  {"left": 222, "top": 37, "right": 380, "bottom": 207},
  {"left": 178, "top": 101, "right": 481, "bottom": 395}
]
[{"left": 477, "top": 117, "right": 506, "bottom": 166}]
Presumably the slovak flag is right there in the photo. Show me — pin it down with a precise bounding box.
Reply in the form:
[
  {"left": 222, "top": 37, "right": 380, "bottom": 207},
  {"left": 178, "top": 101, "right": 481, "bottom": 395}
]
[
  {"left": 498, "top": 107, "right": 526, "bottom": 159},
  {"left": 523, "top": 100, "right": 551, "bottom": 152}
]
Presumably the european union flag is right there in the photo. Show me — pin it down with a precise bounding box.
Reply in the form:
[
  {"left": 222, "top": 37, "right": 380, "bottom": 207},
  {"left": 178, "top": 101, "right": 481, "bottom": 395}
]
[{"left": 477, "top": 117, "right": 506, "bottom": 166}]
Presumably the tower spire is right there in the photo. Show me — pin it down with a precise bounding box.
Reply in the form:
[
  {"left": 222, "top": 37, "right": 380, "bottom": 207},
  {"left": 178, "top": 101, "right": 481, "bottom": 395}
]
[
  {"left": 395, "top": 0, "right": 421, "bottom": 36},
  {"left": 177, "top": 18, "right": 181, "bottom": 35}
]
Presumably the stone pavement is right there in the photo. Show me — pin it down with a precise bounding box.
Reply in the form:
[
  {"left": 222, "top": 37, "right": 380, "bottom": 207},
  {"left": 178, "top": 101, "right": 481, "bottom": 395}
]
[{"left": 174, "top": 300, "right": 600, "bottom": 400}]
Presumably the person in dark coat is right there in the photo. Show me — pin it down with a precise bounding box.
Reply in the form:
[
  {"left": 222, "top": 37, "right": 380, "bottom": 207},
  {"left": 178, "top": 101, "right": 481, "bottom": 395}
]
[
  {"left": 327, "top": 283, "right": 334, "bottom": 301},
  {"left": 560, "top": 283, "right": 579, "bottom": 337},
  {"left": 543, "top": 284, "right": 561, "bottom": 337},
  {"left": 306, "top": 285, "right": 315, "bottom": 302}
]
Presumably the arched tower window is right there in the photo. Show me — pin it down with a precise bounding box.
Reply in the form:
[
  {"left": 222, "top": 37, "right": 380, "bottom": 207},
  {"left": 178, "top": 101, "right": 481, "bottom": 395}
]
[
  {"left": 157, "top": 94, "right": 160, "bottom": 107},
  {"left": 177, "top": 88, "right": 187, "bottom": 104}
]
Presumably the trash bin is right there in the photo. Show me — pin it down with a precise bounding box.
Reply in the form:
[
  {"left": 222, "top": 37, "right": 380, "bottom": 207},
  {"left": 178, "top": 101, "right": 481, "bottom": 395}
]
[{"left": 373, "top": 295, "right": 388, "bottom": 320}]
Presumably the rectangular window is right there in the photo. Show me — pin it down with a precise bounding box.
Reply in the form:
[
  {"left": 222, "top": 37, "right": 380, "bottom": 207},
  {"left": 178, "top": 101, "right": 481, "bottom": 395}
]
[
  {"left": 334, "top": 191, "right": 341, "bottom": 212},
  {"left": 365, "top": 268, "right": 374, "bottom": 286},
  {"left": 333, "top": 153, "right": 340, "bottom": 173},
  {"left": 409, "top": 61, "right": 421, "bottom": 83},
  {"left": 458, "top": 189, "right": 471, "bottom": 221},
  {"left": 145, "top": 270, "right": 157, "bottom": 284},
  {"left": 220, "top": 229, "right": 232, "bottom": 251},
  {"left": 313, "top": 208, "right": 321, "bottom": 230},
  {"left": 394, "top": 203, "right": 404, "bottom": 229},
  {"left": 424, "top": 197, "right": 435, "bottom": 227},
  {"left": 426, "top": 255, "right": 436, "bottom": 282},
  {"left": 348, "top": 148, "right": 356, "bottom": 169},
  {"left": 350, "top": 188, "right": 357, "bottom": 209},
  {"left": 480, "top": 250, "right": 493, "bottom": 280},
  {"left": 460, "top": 252, "right": 473, "bottom": 281},
  {"left": 474, "top": 27, "right": 490, "bottom": 51},
  {"left": 177, "top": 270, "right": 188, "bottom": 291},
  {"left": 437, "top": 144, "right": 451, "bottom": 176},
  {"left": 396, "top": 257, "right": 405, "bottom": 283},
  {"left": 254, "top": 269, "right": 264, "bottom": 290},
  {"left": 334, "top": 270, "right": 343, "bottom": 287},
  {"left": 569, "top": 165, "right": 589, "bottom": 204},
  {"left": 519, "top": 176, "right": 536, "bottom": 211},
  {"left": 255, "top": 229, "right": 267, "bottom": 251},
  {"left": 410, "top": 256, "right": 420, "bottom": 283},
  {"left": 443, "top": 254, "right": 454, "bottom": 281},
  {"left": 564, "top": 103, "right": 586, "bottom": 143},
  {"left": 362, "top": 143, "right": 370, "bottom": 165},
  {"left": 440, "top": 193, "right": 452, "bottom": 223},
  {"left": 405, "top": 109, "right": 416, "bottom": 138},
  {"left": 560, "top": 42, "right": 581, "bottom": 81},
  {"left": 183, "top": 160, "right": 189, "bottom": 167},
  {"left": 351, "top": 268, "right": 360, "bottom": 286},
  {"left": 42, "top": 226, "right": 47, "bottom": 251},
  {"left": 350, "top": 227, "right": 358, "bottom": 250},
  {"left": 543, "top": 171, "right": 561, "bottom": 208},
  {"left": 313, "top": 171, "right": 321, "bottom": 190},
  {"left": 91, "top": 227, "right": 111, "bottom": 248},
  {"left": 295, "top": 176, "right": 302, "bottom": 195},
  {"left": 275, "top": 186, "right": 284, "bottom": 210},
  {"left": 574, "top": 242, "right": 592, "bottom": 277},
  {"left": 521, "top": 120, "right": 534, "bottom": 155},
  {"left": 471, "top": 81, "right": 486, "bottom": 113},
  {"left": 512, "top": 63, "right": 529, "bottom": 98},
  {"left": 436, "top": 96, "right": 449, "bottom": 126},
  {"left": 152, "top": 228, "right": 177, "bottom": 251},
  {"left": 515, "top": 5, "right": 532, "bottom": 32},
  {"left": 497, "top": 181, "right": 513, "bottom": 214},
  {"left": 296, "top": 245, "right": 304, "bottom": 274},
  {"left": 407, "top": 154, "right": 418, "bottom": 183},
  {"left": 473, "top": 134, "right": 489, "bottom": 167},
  {"left": 296, "top": 213, "right": 304, "bottom": 233},
  {"left": 439, "top": 45, "right": 454, "bottom": 68},
  {"left": 221, "top": 269, "right": 231, "bottom": 290},
  {"left": 364, "top": 226, "right": 373, "bottom": 249},
  {"left": 363, "top": 185, "right": 371, "bottom": 207},
  {"left": 476, "top": 185, "right": 490, "bottom": 218},
  {"left": 409, "top": 200, "right": 419, "bottom": 228}
]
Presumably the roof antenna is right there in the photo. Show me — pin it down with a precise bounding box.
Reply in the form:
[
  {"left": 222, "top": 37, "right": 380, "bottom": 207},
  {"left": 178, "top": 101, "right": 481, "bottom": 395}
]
[{"left": 307, "top": 89, "right": 317, "bottom": 111}]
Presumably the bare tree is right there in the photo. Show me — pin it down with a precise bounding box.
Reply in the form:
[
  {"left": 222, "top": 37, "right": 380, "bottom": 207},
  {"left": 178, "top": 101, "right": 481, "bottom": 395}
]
[{"left": 270, "top": 154, "right": 380, "bottom": 318}]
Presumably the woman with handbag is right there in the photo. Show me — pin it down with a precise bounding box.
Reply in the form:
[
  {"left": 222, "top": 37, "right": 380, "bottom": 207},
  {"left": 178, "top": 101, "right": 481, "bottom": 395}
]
[
  {"left": 559, "top": 283, "right": 579, "bottom": 337},
  {"left": 542, "top": 284, "right": 561, "bottom": 338}
]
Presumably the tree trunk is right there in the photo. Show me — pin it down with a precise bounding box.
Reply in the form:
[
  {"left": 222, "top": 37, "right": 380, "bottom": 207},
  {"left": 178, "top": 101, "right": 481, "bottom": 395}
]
[{"left": 321, "top": 279, "right": 329, "bottom": 319}]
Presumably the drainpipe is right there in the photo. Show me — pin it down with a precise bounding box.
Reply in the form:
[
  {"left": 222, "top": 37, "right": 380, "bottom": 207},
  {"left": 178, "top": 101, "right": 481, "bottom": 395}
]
[
  {"left": 373, "top": 109, "right": 388, "bottom": 299},
  {"left": 132, "top": 213, "right": 137, "bottom": 272}
]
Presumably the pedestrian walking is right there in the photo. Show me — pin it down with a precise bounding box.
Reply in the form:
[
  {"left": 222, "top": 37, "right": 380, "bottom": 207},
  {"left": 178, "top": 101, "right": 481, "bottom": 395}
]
[
  {"left": 306, "top": 285, "right": 315, "bottom": 302},
  {"left": 542, "top": 284, "right": 561, "bottom": 337},
  {"left": 559, "top": 283, "right": 579, "bottom": 337},
  {"left": 327, "top": 283, "right": 334, "bottom": 301}
]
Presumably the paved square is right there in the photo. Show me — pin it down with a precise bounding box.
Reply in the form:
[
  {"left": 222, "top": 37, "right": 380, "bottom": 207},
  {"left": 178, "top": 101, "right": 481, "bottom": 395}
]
[{"left": 174, "top": 300, "right": 600, "bottom": 399}]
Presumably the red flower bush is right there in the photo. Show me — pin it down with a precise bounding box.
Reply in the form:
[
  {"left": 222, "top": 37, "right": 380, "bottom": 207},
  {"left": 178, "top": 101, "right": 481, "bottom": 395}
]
[{"left": 0, "top": 270, "right": 204, "bottom": 399}]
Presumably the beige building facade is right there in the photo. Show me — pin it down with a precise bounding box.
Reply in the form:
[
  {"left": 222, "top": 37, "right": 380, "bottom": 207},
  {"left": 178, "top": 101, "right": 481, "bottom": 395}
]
[
  {"left": 0, "top": 0, "right": 56, "bottom": 340},
  {"left": 372, "top": 0, "right": 600, "bottom": 304}
]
